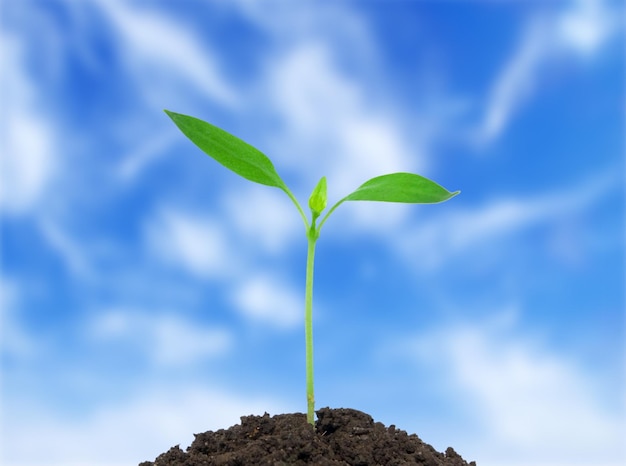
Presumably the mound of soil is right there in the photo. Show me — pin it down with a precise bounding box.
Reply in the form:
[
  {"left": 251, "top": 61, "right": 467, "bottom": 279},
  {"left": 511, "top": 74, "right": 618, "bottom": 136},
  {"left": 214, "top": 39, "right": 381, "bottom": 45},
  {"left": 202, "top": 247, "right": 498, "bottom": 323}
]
[{"left": 139, "top": 407, "right": 476, "bottom": 465}]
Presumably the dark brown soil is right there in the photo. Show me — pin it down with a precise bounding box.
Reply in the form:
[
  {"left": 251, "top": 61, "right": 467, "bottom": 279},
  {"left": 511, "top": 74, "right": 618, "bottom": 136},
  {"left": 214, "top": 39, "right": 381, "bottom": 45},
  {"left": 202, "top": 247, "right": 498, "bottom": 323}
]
[{"left": 139, "top": 407, "right": 476, "bottom": 465}]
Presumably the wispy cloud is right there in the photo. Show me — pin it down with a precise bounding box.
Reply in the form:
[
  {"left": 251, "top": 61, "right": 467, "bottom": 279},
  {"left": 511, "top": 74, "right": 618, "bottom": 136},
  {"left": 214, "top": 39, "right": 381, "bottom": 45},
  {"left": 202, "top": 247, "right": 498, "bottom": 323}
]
[
  {"left": 144, "top": 207, "right": 236, "bottom": 279},
  {"left": 2, "top": 385, "right": 290, "bottom": 466},
  {"left": 222, "top": 186, "right": 302, "bottom": 255},
  {"left": 475, "top": 0, "right": 620, "bottom": 145},
  {"left": 93, "top": 0, "right": 240, "bottom": 110},
  {"left": 557, "top": 0, "right": 620, "bottom": 57},
  {"left": 116, "top": 129, "right": 178, "bottom": 182},
  {"left": 0, "top": 31, "right": 57, "bottom": 215},
  {"left": 89, "top": 309, "right": 232, "bottom": 367},
  {"left": 143, "top": 197, "right": 302, "bottom": 330},
  {"left": 477, "top": 16, "right": 549, "bottom": 145},
  {"left": 230, "top": 274, "right": 301, "bottom": 329},
  {"left": 396, "top": 171, "right": 619, "bottom": 271},
  {"left": 408, "top": 312, "right": 625, "bottom": 466},
  {"left": 38, "top": 218, "right": 93, "bottom": 279}
]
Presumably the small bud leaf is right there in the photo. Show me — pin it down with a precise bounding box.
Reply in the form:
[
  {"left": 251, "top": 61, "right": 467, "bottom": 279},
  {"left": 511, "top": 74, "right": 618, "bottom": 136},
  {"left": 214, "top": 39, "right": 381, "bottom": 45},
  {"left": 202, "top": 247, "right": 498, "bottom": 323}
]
[{"left": 309, "top": 176, "right": 328, "bottom": 216}]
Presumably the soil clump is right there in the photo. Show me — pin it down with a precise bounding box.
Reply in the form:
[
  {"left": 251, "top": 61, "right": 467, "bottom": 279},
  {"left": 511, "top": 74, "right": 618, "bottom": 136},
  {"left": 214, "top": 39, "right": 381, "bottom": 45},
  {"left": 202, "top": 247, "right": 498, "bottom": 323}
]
[{"left": 139, "top": 407, "right": 476, "bottom": 465}]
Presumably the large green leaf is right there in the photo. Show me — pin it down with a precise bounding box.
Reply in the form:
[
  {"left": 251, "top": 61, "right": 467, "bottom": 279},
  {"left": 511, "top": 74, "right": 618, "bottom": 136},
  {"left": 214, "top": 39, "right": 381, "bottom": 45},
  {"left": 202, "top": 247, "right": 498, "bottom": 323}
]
[
  {"left": 344, "top": 172, "right": 459, "bottom": 204},
  {"left": 165, "top": 110, "right": 287, "bottom": 189}
]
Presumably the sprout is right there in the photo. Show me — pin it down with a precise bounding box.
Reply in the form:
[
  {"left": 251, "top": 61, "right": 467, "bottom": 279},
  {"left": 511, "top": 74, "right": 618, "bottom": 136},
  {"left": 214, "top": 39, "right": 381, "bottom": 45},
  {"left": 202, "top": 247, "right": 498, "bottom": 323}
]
[{"left": 165, "top": 110, "right": 460, "bottom": 425}]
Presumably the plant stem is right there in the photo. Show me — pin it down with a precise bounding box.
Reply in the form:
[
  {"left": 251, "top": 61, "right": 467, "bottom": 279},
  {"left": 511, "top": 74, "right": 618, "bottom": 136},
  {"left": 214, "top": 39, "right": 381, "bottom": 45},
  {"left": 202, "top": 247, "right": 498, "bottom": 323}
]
[
  {"left": 305, "top": 226, "right": 318, "bottom": 426},
  {"left": 282, "top": 186, "right": 310, "bottom": 230}
]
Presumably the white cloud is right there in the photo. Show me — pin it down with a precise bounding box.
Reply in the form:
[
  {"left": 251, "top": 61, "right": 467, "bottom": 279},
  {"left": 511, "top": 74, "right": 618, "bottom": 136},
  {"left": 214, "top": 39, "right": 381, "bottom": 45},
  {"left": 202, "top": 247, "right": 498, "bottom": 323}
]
[
  {"left": 235, "top": 0, "right": 377, "bottom": 68},
  {"left": 93, "top": 0, "right": 240, "bottom": 109},
  {"left": 557, "top": 0, "right": 620, "bottom": 56},
  {"left": 145, "top": 207, "right": 235, "bottom": 279},
  {"left": 409, "top": 313, "right": 625, "bottom": 466},
  {"left": 0, "top": 32, "right": 57, "bottom": 215},
  {"left": 89, "top": 309, "right": 232, "bottom": 366},
  {"left": 231, "top": 274, "right": 301, "bottom": 329},
  {"left": 1, "top": 385, "right": 290, "bottom": 466},
  {"left": 269, "top": 43, "right": 422, "bottom": 185},
  {"left": 269, "top": 42, "right": 361, "bottom": 138},
  {"left": 476, "top": 0, "right": 620, "bottom": 144},
  {"left": 335, "top": 113, "right": 423, "bottom": 192},
  {"left": 397, "top": 171, "right": 618, "bottom": 270},
  {"left": 477, "top": 16, "right": 549, "bottom": 145},
  {"left": 223, "top": 186, "right": 302, "bottom": 254}
]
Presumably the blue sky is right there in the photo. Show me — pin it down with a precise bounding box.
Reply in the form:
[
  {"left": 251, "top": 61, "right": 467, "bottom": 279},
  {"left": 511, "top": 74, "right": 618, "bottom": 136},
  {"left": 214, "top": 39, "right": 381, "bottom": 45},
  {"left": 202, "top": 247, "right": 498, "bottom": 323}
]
[{"left": 1, "top": 1, "right": 624, "bottom": 465}]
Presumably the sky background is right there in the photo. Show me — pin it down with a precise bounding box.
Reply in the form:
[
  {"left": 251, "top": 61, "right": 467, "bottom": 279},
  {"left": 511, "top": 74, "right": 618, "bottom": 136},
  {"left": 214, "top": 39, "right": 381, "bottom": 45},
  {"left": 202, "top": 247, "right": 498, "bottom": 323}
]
[{"left": 1, "top": 1, "right": 624, "bottom": 465}]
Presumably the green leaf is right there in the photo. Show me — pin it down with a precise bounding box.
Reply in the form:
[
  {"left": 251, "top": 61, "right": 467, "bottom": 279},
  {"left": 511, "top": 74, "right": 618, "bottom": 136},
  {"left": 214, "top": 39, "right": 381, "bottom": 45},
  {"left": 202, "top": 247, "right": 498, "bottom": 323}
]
[
  {"left": 165, "top": 110, "right": 287, "bottom": 189},
  {"left": 344, "top": 172, "right": 459, "bottom": 204}
]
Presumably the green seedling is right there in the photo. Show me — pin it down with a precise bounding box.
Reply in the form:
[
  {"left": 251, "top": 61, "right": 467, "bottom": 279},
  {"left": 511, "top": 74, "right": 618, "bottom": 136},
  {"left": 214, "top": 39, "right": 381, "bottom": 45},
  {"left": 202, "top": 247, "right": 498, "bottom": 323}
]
[{"left": 164, "top": 110, "right": 460, "bottom": 425}]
